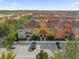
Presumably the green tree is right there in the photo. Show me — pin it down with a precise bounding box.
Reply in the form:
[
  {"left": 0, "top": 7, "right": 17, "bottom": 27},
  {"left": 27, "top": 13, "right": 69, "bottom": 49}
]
[
  {"left": 67, "top": 32, "right": 75, "bottom": 41},
  {"left": 0, "top": 14, "right": 32, "bottom": 48},
  {"left": 0, "top": 15, "right": 32, "bottom": 37},
  {"left": 6, "top": 31, "right": 16, "bottom": 48},
  {"left": 0, "top": 15, "right": 32, "bottom": 47},
  {"left": 0, "top": 22, "right": 9, "bottom": 37}
]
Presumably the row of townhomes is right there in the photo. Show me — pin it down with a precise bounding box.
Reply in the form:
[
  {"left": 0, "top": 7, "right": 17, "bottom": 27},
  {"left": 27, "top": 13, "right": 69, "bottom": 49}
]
[
  {"left": 18, "top": 12, "right": 79, "bottom": 41},
  {"left": 0, "top": 13, "right": 32, "bottom": 23}
]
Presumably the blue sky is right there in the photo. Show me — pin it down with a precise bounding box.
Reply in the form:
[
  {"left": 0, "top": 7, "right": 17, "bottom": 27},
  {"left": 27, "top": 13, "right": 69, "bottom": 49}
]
[{"left": 0, "top": 0, "right": 79, "bottom": 10}]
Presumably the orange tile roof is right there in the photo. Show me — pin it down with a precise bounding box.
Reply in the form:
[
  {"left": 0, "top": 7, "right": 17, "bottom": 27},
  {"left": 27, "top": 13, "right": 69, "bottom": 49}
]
[{"left": 39, "top": 30, "right": 48, "bottom": 34}]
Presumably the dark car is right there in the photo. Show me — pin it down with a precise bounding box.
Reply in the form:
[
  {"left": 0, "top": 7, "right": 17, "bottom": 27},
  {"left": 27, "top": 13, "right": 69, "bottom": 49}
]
[
  {"left": 56, "top": 42, "right": 63, "bottom": 49},
  {"left": 30, "top": 42, "right": 37, "bottom": 50}
]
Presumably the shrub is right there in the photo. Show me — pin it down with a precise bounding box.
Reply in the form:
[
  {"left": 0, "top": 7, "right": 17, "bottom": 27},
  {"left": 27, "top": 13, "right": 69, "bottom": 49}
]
[
  {"left": 31, "top": 35, "right": 40, "bottom": 41},
  {"left": 46, "top": 35, "right": 54, "bottom": 41},
  {"left": 36, "top": 50, "right": 48, "bottom": 59},
  {"left": 1, "top": 50, "right": 15, "bottom": 59}
]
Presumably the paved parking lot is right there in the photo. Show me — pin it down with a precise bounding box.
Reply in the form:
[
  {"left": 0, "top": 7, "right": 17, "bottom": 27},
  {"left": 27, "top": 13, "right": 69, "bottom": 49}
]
[
  {"left": 0, "top": 41, "right": 67, "bottom": 59},
  {"left": 14, "top": 41, "right": 66, "bottom": 59},
  {"left": 15, "top": 44, "right": 41, "bottom": 59}
]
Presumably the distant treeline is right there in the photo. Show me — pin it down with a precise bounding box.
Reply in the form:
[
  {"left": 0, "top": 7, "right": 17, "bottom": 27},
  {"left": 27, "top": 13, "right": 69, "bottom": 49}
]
[{"left": 0, "top": 10, "right": 79, "bottom": 15}]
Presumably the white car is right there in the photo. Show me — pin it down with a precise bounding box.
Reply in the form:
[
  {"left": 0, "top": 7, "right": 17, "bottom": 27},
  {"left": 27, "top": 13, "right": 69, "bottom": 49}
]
[{"left": 12, "top": 42, "right": 17, "bottom": 49}]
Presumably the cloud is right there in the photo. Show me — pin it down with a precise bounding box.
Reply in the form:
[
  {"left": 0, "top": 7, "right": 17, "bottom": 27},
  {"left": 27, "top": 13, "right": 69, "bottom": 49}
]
[
  {"left": 72, "top": 2, "right": 79, "bottom": 6},
  {"left": 11, "top": 3, "right": 19, "bottom": 6},
  {"left": 74, "top": 2, "right": 79, "bottom": 4},
  {"left": 2, "top": 2, "right": 24, "bottom": 10},
  {"left": 5, "top": 2, "right": 20, "bottom": 6},
  {"left": 5, "top": 2, "right": 20, "bottom": 7}
]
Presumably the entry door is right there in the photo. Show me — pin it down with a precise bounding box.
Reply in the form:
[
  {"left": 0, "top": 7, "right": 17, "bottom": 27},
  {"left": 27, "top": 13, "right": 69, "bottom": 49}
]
[{"left": 40, "top": 34, "right": 46, "bottom": 41}]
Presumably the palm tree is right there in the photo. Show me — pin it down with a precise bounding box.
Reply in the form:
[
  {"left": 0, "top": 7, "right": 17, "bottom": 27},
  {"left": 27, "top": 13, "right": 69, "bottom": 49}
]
[
  {"left": 1, "top": 51, "right": 6, "bottom": 59},
  {"left": 1, "top": 50, "right": 15, "bottom": 59},
  {"left": 6, "top": 50, "right": 15, "bottom": 59}
]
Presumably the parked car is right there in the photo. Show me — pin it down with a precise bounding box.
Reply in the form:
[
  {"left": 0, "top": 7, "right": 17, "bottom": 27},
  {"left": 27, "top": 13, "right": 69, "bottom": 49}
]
[
  {"left": 56, "top": 42, "right": 63, "bottom": 49},
  {"left": 30, "top": 42, "right": 37, "bottom": 50},
  {"left": 12, "top": 42, "right": 17, "bottom": 49}
]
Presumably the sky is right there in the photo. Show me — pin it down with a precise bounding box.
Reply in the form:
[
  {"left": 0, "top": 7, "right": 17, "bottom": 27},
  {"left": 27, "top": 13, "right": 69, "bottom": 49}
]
[{"left": 0, "top": 0, "right": 79, "bottom": 10}]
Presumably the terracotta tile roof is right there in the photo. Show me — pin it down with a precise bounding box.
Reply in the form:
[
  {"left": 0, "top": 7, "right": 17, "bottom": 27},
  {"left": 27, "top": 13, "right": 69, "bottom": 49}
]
[{"left": 39, "top": 30, "right": 48, "bottom": 34}]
